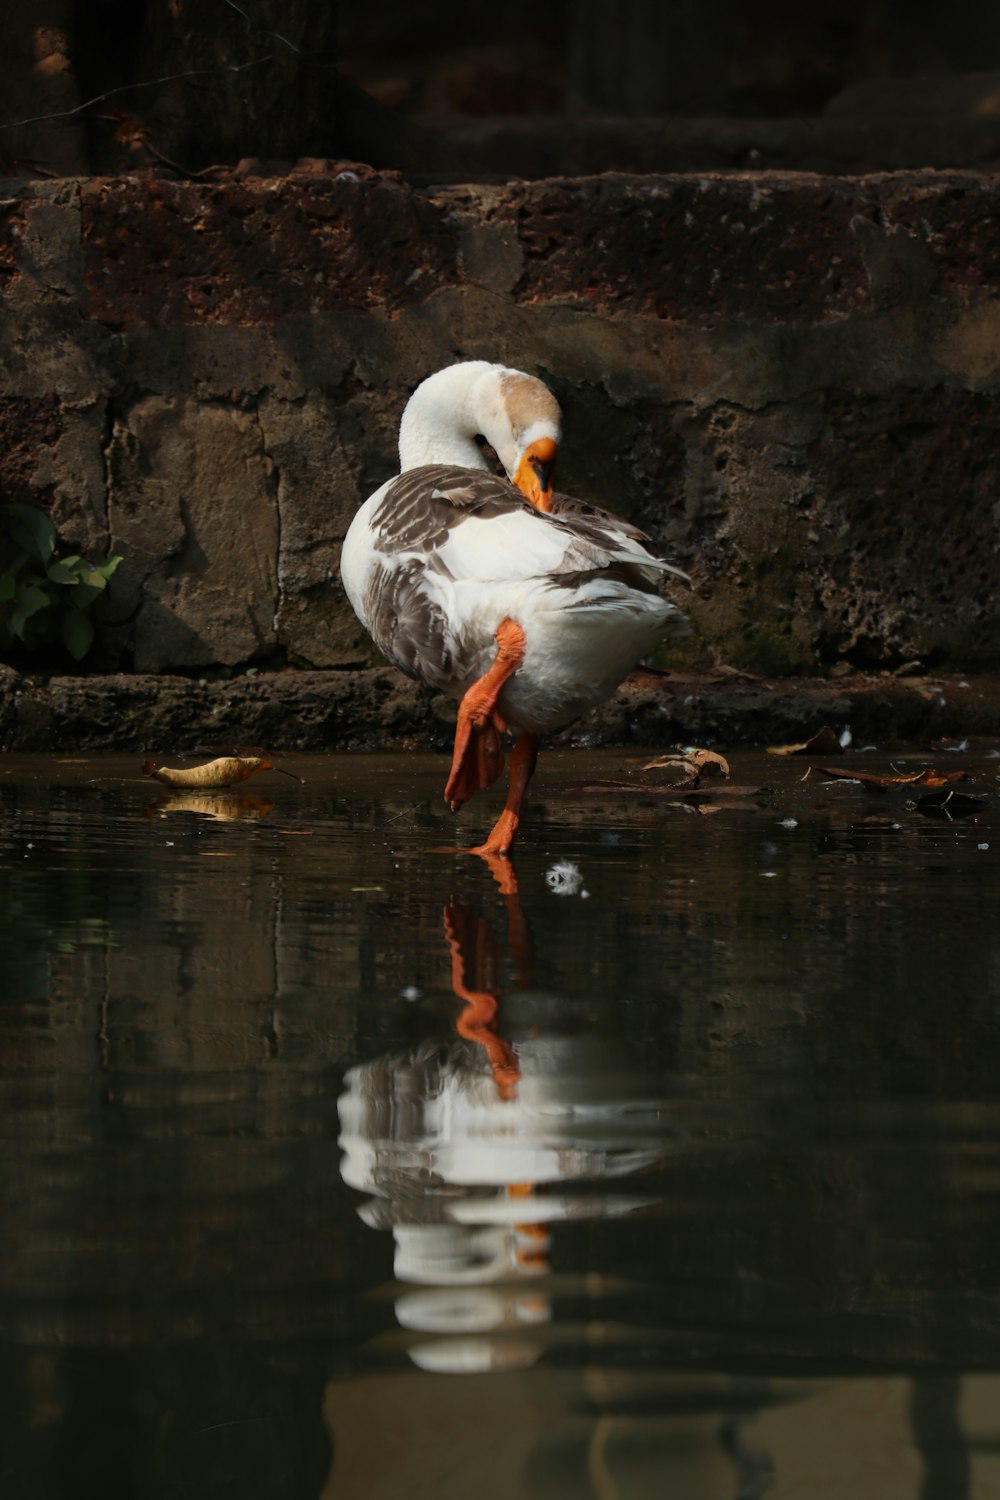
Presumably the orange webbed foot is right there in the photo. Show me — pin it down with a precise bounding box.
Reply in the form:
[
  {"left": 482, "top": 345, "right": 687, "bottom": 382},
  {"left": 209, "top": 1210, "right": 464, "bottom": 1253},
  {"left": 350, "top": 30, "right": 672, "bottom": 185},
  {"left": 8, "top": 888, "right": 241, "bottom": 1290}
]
[{"left": 444, "top": 710, "right": 506, "bottom": 810}]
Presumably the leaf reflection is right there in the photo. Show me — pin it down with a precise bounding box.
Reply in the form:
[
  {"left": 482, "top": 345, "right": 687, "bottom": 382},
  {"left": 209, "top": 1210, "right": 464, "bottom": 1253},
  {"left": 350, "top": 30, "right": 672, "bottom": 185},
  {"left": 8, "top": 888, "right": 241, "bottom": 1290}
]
[{"left": 146, "top": 792, "right": 274, "bottom": 821}]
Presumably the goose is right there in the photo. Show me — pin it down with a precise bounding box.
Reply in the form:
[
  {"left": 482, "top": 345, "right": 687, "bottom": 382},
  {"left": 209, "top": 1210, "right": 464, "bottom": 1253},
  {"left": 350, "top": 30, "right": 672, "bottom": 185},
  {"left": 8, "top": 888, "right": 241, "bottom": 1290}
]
[{"left": 340, "top": 361, "right": 687, "bottom": 858}]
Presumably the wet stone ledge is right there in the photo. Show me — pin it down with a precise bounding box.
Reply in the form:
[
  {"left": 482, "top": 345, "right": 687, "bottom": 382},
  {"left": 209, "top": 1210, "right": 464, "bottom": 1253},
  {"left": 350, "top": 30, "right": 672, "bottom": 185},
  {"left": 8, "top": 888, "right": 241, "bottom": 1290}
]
[{"left": 1, "top": 666, "right": 998, "bottom": 756}]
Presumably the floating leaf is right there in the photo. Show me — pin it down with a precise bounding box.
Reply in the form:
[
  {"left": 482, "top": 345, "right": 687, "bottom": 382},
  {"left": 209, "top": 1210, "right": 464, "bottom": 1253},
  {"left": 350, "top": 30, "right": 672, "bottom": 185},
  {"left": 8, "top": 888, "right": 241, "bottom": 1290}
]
[
  {"left": 645, "top": 747, "right": 731, "bottom": 779},
  {"left": 814, "top": 765, "right": 969, "bottom": 790},
  {"left": 912, "top": 789, "right": 987, "bottom": 818},
  {"left": 767, "top": 727, "right": 840, "bottom": 757},
  {"left": 143, "top": 756, "right": 275, "bottom": 788}
]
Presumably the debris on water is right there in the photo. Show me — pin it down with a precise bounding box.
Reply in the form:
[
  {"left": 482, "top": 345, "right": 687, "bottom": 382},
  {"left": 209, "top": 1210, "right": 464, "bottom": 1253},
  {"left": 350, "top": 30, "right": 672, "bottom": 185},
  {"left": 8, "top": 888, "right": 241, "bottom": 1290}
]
[
  {"left": 644, "top": 747, "right": 731, "bottom": 780},
  {"left": 142, "top": 755, "right": 302, "bottom": 789},
  {"left": 779, "top": 818, "right": 798, "bottom": 829},
  {"left": 812, "top": 766, "right": 969, "bottom": 790},
  {"left": 565, "top": 778, "right": 766, "bottom": 807},
  {"left": 839, "top": 726, "right": 853, "bottom": 748},
  {"left": 546, "top": 860, "right": 586, "bottom": 897},
  {"left": 767, "top": 726, "right": 840, "bottom": 757},
  {"left": 401, "top": 985, "right": 422, "bottom": 1001},
  {"left": 978, "top": 843, "right": 990, "bottom": 851},
  {"left": 644, "top": 747, "right": 731, "bottom": 792},
  {"left": 911, "top": 789, "right": 988, "bottom": 819}
]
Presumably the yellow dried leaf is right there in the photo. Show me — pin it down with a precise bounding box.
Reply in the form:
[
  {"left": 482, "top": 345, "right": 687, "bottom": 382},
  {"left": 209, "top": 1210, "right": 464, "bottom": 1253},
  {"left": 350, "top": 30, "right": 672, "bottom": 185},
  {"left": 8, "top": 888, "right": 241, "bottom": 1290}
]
[{"left": 142, "top": 756, "right": 274, "bottom": 788}]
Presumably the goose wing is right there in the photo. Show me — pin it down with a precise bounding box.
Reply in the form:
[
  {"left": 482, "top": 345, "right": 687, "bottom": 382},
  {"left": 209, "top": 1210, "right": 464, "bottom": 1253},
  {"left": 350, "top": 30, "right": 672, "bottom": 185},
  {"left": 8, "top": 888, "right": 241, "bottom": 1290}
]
[
  {"left": 372, "top": 466, "right": 672, "bottom": 587},
  {"left": 362, "top": 465, "right": 681, "bottom": 689}
]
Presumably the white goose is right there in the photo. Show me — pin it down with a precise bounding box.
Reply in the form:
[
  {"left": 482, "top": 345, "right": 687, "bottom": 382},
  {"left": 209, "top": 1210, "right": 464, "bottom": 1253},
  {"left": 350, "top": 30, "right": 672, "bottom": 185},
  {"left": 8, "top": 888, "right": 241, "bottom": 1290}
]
[{"left": 340, "top": 361, "right": 687, "bottom": 858}]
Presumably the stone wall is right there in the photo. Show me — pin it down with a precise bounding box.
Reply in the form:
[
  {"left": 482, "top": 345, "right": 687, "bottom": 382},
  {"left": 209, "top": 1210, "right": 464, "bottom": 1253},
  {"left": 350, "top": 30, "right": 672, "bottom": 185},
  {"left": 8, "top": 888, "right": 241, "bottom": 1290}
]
[{"left": 1, "top": 166, "right": 999, "bottom": 707}]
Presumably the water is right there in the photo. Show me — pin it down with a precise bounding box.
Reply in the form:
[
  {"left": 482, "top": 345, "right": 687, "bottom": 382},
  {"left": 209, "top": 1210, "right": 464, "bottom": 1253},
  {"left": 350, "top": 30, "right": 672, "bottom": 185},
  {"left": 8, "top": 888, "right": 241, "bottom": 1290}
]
[{"left": 1, "top": 747, "right": 999, "bottom": 1498}]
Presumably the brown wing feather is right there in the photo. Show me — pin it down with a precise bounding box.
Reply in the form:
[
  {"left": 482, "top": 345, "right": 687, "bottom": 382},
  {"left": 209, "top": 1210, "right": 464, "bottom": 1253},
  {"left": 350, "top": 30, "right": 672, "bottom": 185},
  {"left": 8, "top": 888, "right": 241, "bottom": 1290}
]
[
  {"left": 371, "top": 466, "right": 529, "bottom": 556},
  {"left": 365, "top": 467, "right": 533, "bottom": 685},
  {"left": 547, "top": 489, "right": 654, "bottom": 545},
  {"left": 363, "top": 556, "right": 457, "bottom": 686}
]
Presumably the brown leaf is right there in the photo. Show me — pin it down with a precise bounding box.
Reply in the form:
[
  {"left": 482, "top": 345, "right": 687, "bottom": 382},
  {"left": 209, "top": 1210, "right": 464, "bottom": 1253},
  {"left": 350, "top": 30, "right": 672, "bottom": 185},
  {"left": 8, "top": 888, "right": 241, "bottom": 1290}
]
[
  {"left": 767, "top": 727, "right": 841, "bottom": 757},
  {"left": 142, "top": 756, "right": 275, "bottom": 788},
  {"left": 815, "top": 765, "right": 969, "bottom": 790},
  {"left": 644, "top": 747, "right": 731, "bottom": 779},
  {"left": 693, "top": 799, "right": 762, "bottom": 815},
  {"left": 902, "top": 769, "right": 969, "bottom": 788}
]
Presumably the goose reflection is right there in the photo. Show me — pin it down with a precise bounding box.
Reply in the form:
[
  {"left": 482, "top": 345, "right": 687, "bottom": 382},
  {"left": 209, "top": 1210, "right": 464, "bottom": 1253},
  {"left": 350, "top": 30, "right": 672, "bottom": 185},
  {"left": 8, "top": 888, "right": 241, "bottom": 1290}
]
[{"left": 338, "top": 869, "right": 673, "bottom": 1374}]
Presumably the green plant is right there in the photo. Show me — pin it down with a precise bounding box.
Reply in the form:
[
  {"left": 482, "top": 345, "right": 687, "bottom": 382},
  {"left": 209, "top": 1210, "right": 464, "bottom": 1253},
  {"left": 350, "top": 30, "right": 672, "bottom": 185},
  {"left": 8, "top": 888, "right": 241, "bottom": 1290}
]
[{"left": 0, "top": 502, "right": 122, "bottom": 662}]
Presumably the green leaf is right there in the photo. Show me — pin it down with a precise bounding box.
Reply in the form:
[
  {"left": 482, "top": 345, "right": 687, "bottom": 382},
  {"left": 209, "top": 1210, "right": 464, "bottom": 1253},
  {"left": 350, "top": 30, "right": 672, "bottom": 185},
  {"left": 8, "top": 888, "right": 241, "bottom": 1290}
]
[
  {"left": 68, "top": 580, "right": 103, "bottom": 608},
  {"left": 94, "top": 555, "right": 123, "bottom": 580},
  {"left": 46, "top": 558, "right": 83, "bottom": 585},
  {"left": 0, "top": 570, "right": 15, "bottom": 603},
  {"left": 76, "top": 566, "right": 109, "bottom": 592},
  {"left": 61, "top": 608, "right": 94, "bottom": 661},
  {"left": 9, "top": 583, "right": 52, "bottom": 639},
  {"left": 4, "top": 505, "right": 56, "bottom": 565}
]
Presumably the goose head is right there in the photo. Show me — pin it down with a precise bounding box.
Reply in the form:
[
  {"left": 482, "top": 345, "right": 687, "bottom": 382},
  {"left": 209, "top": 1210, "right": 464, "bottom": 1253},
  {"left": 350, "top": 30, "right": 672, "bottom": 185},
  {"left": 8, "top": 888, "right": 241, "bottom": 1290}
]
[{"left": 397, "top": 361, "right": 562, "bottom": 510}]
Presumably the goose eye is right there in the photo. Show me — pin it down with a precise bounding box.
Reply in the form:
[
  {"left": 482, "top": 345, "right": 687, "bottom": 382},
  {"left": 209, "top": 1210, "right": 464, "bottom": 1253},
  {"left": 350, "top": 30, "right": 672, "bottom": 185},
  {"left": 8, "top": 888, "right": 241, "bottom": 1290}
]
[{"left": 530, "top": 454, "right": 555, "bottom": 492}]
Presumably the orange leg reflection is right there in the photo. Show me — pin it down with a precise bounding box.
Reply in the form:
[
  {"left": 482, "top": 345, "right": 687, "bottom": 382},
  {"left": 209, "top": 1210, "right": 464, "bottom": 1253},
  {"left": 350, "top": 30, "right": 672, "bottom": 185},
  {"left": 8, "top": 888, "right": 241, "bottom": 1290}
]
[
  {"left": 444, "top": 904, "right": 520, "bottom": 1100},
  {"left": 507, "top": 1181, "right": 551, "bottom": 1271},
  {"left": 443, "top": 891, "right": 549, "bottom": 1272}
]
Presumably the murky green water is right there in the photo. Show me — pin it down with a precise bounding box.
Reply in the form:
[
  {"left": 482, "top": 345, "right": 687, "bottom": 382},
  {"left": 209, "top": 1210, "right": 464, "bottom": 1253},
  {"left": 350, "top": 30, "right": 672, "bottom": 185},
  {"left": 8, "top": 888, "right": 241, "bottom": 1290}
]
[{"left": 1, "top": 746, "right": 999, "bottom": 1498}]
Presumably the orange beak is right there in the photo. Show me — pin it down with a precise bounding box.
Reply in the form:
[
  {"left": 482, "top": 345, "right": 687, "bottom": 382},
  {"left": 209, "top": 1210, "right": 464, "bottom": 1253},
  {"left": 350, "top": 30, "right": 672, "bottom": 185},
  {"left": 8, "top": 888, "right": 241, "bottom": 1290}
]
[{"left": 513, "top": 437, "right": 558, "bottom": 512}]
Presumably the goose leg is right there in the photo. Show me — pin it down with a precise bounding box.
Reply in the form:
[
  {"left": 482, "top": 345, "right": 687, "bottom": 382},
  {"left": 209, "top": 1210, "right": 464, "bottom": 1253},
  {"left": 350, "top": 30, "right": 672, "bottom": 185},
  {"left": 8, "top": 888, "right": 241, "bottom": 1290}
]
[
  {"left": 471, "top": 732, "right": 539, "bottom": 858},
  {"left": 444, "top": 618, "right": 526, "bottom": 811}
]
